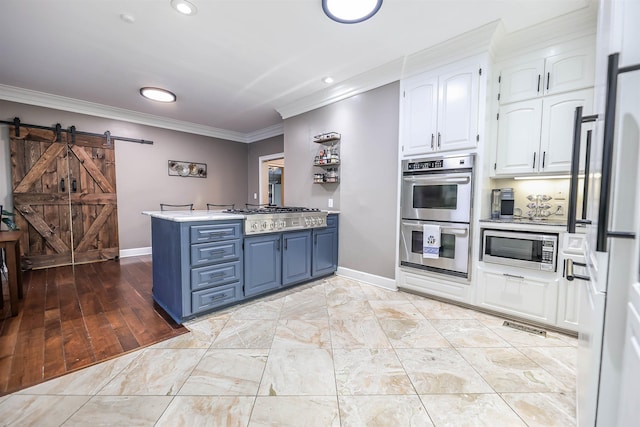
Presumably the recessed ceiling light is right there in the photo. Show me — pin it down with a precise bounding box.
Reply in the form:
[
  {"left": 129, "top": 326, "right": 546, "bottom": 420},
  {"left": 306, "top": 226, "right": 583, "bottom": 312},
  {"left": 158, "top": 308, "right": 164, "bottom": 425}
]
[
  {"left": 322, "top": 0, "right": 383, "bottom": 24},
  {"left": 140, "top": 87, "right": 177, "bottom": 103},
  {"left": 322, "top": 76, "right": 334, "bottom": 84},
  {"left": 170, "top": 0, "right": 197, "bottom": 15}
]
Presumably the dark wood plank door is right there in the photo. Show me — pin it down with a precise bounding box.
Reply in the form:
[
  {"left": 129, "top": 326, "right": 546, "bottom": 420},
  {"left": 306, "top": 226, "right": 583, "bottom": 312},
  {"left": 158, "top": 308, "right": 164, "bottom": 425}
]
[
  {"left": 9, "top": 127, "right": 119, "bottom": 269},
  {"left": 67, "top": 133, "right": 119, "bottom": 265}
]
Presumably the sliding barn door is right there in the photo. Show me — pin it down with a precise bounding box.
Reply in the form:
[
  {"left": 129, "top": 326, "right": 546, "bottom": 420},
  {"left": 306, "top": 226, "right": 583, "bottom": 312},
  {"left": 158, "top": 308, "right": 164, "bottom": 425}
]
[{"left": 10, "top": 126, "right": 119, "bottom": 269}]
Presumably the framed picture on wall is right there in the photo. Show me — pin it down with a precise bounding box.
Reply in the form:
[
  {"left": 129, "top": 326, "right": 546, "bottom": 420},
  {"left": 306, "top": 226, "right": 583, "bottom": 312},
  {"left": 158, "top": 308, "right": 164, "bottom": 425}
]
[{"left": 168, "top": 160, "right": 207, "bottom": 178}]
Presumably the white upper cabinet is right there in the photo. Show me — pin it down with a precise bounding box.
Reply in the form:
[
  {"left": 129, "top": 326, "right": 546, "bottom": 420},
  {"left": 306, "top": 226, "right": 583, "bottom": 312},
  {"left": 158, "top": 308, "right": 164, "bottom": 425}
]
[
  {"left": 437, "top": 67, "right": 480, "bottom": 152},
  {"left": 401, "top": 75, "right": 438, "bottom": 155},
  {"left": 498, "top": 47, "right": 595, "bottom": 104},
  {"left": 540, "top": 89, "right": 594, "bottom": 173},
  {"left": 495, "top": 88, "right": 594, "bottom": 176},
  {"left": 495, "top": 99, "right": 543, "bottom": 175},
  {"left": 401, "top": 62, "right": 480, "bottom": 157},
  {"left": 499, "top": 59, "right": 545, "bottom": 104}
]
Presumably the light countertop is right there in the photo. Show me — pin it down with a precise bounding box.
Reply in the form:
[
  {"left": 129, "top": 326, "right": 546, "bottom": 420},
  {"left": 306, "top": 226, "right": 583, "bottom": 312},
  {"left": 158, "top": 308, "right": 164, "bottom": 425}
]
[
  {"left": 479, "top": 217, "right": 575, "bottom": 233},
  {"left": 143, "top": 209, "right": 339, "bottom": 222},
  {"left": 142, "top": 210, "right": 245, "bottom": 222}
]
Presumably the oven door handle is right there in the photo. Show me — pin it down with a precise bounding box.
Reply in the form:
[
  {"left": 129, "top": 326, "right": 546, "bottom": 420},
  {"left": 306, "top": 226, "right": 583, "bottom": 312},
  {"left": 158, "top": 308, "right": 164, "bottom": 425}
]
[
  {"left": 402, "top": 223, "right": 468, "bottom": 237},
  {"left": 441, "top": 228, "right": 468, "bottom": 237},
  {"left": 402, "top": 176, "right": 471, "bottom": 184}
]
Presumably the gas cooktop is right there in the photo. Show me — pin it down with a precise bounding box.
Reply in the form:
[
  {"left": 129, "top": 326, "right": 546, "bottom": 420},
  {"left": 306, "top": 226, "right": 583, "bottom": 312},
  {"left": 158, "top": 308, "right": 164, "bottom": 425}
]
[
  {"left": 226, "top": 206, "right": 328, "bottom": 235},
  {"left": 224, "top": 206, "right": 321, "bottom": 215}
]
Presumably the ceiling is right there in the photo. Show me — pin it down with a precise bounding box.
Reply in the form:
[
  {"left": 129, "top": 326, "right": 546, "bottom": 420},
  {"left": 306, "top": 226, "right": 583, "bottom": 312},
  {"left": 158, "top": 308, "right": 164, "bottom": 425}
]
[{"left": 0, "top": 0, "right": 592, "bottom": 140}]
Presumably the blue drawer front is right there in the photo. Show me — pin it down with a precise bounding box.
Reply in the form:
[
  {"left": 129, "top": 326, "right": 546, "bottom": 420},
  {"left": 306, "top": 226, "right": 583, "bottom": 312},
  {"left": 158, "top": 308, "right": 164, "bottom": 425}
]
[
  {"left": 192, "top": 282, "right": 242, "bottom": 313},
  {"left": 191, "top": 240, "right": 241, "bottom": 266},
  {"left": 191, "top": 260, "right": 242, "bottom": 291},
  {"left": 326, "top": 215, "right": 338, "bottom": 228},
  {"left": 190, "top": 222, "right": 242, "bottom": 244}
]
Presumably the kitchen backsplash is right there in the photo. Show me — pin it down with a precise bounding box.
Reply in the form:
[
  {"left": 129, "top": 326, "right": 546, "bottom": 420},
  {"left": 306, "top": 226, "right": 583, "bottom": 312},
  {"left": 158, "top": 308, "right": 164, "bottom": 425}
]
[{"left": 491, "top": 178, "right": 585, "bottom": 222}]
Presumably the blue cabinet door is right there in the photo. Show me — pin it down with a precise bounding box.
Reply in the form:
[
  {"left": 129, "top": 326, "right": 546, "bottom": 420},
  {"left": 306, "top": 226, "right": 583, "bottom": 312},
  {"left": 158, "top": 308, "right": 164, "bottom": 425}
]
[
  {"left": 282, "top": 230, "right": 312, "bottom": 286},
  {"left": 312, "top": 227, "right": 338, "bottom": 277},
  {"left": 244, "top": 234, "right": 282, "bottom": 297}
]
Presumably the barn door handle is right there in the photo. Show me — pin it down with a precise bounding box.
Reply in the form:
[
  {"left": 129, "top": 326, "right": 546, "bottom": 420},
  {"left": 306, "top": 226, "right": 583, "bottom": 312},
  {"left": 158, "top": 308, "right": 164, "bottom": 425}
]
[
  {"left": 60, "top": 178, "right": 65, "bottom": 192},
  {"left": 72, "top": 179, "right": 77, "bottom": 192}
]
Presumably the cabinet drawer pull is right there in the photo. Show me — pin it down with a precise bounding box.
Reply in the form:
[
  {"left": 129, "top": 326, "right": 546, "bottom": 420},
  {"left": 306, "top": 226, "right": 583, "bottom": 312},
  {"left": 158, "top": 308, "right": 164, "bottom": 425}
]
[
  {"left": 208, "top": 293, "right": 228, "bottom": 302},
  {"left": 503, "top": 273, "right": 525, "bottom": 279},
  {"left": 207, "top": 249, "right": 226, "bottom": 255},
  {"left": 206, "top": 272, "right": 226, "bottom": 279},
  {"left": 201, "top": 231, "right": 226, "bottom": 236},
  {"left": 546, "top": 72, "right": 550, "bottom": 91}
]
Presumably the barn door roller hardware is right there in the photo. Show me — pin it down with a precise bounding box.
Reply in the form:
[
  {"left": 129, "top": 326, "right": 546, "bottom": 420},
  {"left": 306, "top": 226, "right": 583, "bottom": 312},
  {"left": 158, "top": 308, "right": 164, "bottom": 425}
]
[{"left": 0, "top": 117, "right": 154, "bottom": 145}]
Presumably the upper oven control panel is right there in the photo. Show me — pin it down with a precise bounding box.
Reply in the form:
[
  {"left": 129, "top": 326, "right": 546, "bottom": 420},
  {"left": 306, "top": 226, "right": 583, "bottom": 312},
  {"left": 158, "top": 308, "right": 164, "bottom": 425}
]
[{"left": 402, "top": 154, "right": 474, "bottom": 173}]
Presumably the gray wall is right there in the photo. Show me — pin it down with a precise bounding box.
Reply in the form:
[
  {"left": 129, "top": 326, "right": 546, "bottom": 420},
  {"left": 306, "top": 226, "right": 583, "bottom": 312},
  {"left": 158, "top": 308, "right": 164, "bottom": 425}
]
[
  {"left": 284, "top": 82, "right": 400, "bottom": 279},
  {"left": 246, "top": 135, "right": 284, "bottom": 204},
  {"left": 0, "top": 100, "right": 248, "bottom": 249}
]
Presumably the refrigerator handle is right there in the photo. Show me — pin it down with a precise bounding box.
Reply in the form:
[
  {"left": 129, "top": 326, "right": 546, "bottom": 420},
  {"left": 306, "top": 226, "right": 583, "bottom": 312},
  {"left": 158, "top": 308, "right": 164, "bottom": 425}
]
[
  {"left": 597, "top": 53, "right": 620, "bottom": 252},
  {"left": 565, "top": 259, "right": 591, "bottom": 282},
  {"left": 567, "top": 106, "right": 583, "bottom": 234},
  {"left": 597, "top": 53, "right": 640, "bottom": 251},
  {"left": 581, "top": 129, "right": 592, "bottom": 220}
]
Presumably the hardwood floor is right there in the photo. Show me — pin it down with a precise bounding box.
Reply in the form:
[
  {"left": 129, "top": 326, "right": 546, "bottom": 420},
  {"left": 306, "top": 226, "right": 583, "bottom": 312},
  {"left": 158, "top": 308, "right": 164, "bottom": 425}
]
[{"left": 0, "top": 255, "right": 188, "bottom": 396}]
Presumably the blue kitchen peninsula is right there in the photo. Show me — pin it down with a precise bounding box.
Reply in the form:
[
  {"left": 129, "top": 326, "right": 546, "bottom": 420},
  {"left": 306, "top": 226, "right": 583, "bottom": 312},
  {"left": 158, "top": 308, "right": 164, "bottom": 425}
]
[{"left": 144, "top": 210, "right": 339, "bottom": 323}]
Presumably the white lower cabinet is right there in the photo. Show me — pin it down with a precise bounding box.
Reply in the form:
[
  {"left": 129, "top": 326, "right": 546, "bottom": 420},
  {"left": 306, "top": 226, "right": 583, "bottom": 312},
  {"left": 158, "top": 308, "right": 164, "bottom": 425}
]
[
  {"left": 556, "top": 269, "right": 583, "bottom": 332},
  {"left": 476, "top": 265, "right": 558, "bottom": 326}
]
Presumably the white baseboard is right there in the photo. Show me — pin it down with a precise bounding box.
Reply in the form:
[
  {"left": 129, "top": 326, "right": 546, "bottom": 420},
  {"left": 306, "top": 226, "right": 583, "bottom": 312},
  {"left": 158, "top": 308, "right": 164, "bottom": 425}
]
[
  {"left": 336, "top": 266, "right": 397, "bottom": 291},
  {"left": 119, "top": 247, "right": 152, "bottom": 258}
]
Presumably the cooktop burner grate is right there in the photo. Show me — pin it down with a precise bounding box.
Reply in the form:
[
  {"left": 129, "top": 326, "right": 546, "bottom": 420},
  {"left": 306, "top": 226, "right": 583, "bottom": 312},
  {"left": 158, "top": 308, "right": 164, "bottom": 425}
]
[{"left": 225, "top": 206, "right": 321, "bottom": 215}]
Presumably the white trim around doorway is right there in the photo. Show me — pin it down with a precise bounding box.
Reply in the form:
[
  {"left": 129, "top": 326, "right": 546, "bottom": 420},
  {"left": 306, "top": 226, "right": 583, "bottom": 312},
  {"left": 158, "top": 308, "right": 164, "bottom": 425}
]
[{"left": 258, "top": 152, "right": 284, "bottom": 205}]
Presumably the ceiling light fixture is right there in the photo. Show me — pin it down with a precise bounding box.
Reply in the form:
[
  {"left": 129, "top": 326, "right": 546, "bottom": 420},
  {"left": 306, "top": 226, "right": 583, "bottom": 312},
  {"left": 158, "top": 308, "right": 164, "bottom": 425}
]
[
  {"left": 170, "top": 0, "right": 197, "bottom": 15},
  {"left": 322, "top": 0, "right": 382, "bottom": 24},
  {"left": 322, "top": 76, "right": 334, "bottom": 84},
  {"left": 140, "top": 87, "right": 177, "bottom": 103}
]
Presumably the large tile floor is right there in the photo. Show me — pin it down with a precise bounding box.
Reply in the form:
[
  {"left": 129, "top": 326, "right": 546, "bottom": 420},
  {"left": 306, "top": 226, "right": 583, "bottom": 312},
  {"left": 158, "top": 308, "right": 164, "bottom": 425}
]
[{"left": 0, "top": 276, "right": 577, "bottom": 426}]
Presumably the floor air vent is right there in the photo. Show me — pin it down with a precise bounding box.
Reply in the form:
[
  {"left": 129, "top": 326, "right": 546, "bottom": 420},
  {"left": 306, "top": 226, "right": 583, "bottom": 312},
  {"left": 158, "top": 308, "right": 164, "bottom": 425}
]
[{"left": 502, "top": 321, "right": 547, "bottom": 337}]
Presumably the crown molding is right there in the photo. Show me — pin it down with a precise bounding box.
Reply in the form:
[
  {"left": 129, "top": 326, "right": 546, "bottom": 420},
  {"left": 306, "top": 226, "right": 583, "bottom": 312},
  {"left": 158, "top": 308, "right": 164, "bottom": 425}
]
[
  {"left": 245, "top": 123, "right": 284, "bottom": 143},
  {"left": 276, "top": 21, "right": 501, "bottom": 120},
  {"left": 401, "top": 20, "right": 502, "bottom": 79},
  {"left": 493, "top": 5, "right": 598, "bottom": 61},
  {"left": 0, "top": 84, "right": 284, "bottom": 143},
  {"left": 275, "top": 58, "right": 404, "bottom": 120}
]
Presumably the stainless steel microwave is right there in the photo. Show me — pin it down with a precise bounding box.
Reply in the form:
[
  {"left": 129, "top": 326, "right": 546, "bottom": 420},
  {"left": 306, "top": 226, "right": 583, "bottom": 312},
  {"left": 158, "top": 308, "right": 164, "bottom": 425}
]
[{"left": 481, "top": 229, "right": 558, "bottom": 272}]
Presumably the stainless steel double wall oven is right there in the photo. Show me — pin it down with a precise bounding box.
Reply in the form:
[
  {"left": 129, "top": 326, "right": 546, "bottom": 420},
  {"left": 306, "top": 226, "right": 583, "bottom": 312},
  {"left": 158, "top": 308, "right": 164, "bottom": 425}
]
[{"left": 400, "top": 154, "right": 475, "bottom": 279}]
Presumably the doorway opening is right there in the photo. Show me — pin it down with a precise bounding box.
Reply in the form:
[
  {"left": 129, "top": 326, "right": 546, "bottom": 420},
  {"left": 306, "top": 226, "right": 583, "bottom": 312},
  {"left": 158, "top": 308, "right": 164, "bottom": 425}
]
[{"left": 259, "top": 153, "right": 284, "bottom": 207}]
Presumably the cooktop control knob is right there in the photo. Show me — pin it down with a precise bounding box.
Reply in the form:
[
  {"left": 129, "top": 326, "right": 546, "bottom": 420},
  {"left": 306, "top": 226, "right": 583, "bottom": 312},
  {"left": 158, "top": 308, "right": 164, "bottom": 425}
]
[
  {"left": 269, "top": 221, "right": 275, "bottom": 229},
  {"left": 261, "top": 221, "right": 268, "bottom": 229}
]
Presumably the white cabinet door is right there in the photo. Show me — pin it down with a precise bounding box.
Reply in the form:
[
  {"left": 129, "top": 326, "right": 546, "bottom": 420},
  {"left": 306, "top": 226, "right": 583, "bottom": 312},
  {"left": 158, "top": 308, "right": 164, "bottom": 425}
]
[
  {"left": 540, "top": 89, "right": 594, "bottom": 173},
  {"left": 476, "top": 266, "right": 558, "bottom": 325},
  {"left": 401, "top": 75, "right": 438, "bottom": 156},
  {"left": 499, "top": 59, "right": 545, "bottom": 104},
  {"left": 495, "top": 99, "right": 543, "bottom": 175},
  {"left": 556, "top": 258, "right": 586, "bottom": 332},
  {"left": 437, "top": 67, "right": 479, "bottom": 152},
  {"left": 498, "top": 47, "right": 595, "bottom": 104},
  {"left": 544, "top": 48, "right": 595, "bottom": 96}
]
